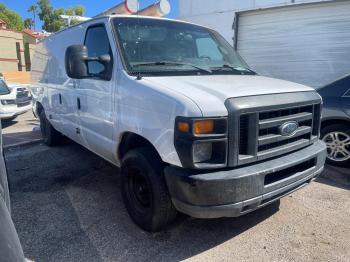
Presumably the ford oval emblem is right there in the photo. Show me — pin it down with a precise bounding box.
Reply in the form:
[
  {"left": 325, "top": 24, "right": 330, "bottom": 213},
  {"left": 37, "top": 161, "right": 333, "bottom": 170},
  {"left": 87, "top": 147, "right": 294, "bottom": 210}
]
[{"left": 279, "top": 121, "right": 299, "bottom": 136}]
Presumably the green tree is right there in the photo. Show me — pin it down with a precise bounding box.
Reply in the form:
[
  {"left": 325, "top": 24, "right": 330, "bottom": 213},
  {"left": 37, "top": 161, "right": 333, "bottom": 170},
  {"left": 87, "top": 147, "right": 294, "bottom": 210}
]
[
  {"left": 36, "top": 0, "right": 86, "bottom": 32},
  {"left": 24, "top": 18, "right": 34, "bottom": 29},
  {"left": 65, "top": 6, "right": 85, "bottom": 16},
  {"left": 73, "top": 6, "right": 85, "bottom": 16},
  {"left": 0, "top": 3, "right": 24, "bottom": 31},
  {"left": 27, "top": 4, "right": 38, "bottom": 30}
]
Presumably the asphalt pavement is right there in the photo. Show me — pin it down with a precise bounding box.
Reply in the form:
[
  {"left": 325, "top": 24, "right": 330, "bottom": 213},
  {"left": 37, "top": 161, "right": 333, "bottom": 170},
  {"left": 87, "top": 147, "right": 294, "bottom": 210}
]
[
  {"left": 4, "top": 140, "right": 350, "bottom": 262},
  {"left": 1, "top": 111, "right": 41, "bottom": 147},
  {"left": 2, "top": 110, "right": 350, "bottom": 262}
]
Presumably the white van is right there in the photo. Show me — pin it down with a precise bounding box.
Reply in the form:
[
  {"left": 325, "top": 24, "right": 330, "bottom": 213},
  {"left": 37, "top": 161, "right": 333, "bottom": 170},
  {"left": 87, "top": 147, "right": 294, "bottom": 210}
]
[{"left": 32, "top": 15, "right": 326, "bottom": 232}]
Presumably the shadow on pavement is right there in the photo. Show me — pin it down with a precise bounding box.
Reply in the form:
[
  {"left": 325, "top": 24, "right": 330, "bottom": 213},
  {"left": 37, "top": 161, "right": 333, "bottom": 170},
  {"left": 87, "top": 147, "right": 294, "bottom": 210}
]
[
  {"left": 316, "top": 165, "right": 350, "bottom": 191},
  {"left": 2, "top": 131, "right": 42, "bottom": 147},
  {"left": 1, "top": 118, "right": 19, "bottom": 128},
  {"left": 6, "top": 141, "right": 280, "bottom": 262}
]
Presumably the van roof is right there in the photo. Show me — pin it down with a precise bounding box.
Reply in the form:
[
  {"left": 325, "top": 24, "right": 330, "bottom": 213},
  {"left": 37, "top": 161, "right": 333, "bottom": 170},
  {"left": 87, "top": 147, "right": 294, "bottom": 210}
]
[{"left": 43, "top": 15, "right": 208, "bottom": 40}]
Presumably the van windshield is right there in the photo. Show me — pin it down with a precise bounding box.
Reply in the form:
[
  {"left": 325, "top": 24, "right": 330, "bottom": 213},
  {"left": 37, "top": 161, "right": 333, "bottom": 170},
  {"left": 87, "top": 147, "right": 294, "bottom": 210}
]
[
  {"left": 0, "top": 80, "right": 10, "bottom": 95},
  {"left": 112, "top": 18, "right": 254, "bottom": 76}
]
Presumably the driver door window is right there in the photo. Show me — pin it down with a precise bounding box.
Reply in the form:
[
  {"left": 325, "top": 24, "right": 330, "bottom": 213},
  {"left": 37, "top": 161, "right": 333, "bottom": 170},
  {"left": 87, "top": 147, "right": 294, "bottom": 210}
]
[{"left": 84, "top": 25, "right": 113, "bottom": 78}]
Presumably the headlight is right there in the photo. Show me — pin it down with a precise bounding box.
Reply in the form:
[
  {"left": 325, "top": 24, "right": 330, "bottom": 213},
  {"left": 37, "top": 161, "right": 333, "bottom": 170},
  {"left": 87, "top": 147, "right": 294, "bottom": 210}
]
[
  {"left": 175, "top": 117, "right": 228, "bottom": 169},
  {"left": 1, "top": 99, "right": 16, "bottom": 105},
  {"left": 192, "top": 141, "right": 212, "bottom": 163}
]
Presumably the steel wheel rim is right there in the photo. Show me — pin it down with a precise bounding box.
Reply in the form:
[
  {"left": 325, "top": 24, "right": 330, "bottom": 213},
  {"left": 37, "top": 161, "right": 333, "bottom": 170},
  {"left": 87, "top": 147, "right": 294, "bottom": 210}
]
[
  {"left": 127, "top": 168, "right": 151, "bottom": 214},
  {"left": 322, "top": 131, "right": 350, "bottom": 162}
]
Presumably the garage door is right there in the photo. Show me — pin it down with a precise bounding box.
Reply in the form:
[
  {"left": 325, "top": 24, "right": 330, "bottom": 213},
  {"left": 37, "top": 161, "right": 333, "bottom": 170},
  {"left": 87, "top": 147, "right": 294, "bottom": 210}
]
[{"left": 236, "top": 1, "right": 350, "bottom": 88}]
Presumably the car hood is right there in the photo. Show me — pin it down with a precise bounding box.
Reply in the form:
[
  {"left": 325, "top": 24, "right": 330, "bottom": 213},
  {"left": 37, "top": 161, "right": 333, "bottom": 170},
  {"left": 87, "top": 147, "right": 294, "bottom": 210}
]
[{"left": 143, "top": 75, "right": 315, "bottom": 116}]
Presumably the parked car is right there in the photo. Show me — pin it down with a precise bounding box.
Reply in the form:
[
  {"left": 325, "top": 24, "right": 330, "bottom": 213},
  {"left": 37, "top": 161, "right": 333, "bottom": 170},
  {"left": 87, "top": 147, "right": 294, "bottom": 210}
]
[
  {"left": 32, "top": 16, "right": 326, "bottom": 232},
  {"left": 0, "top": 80, "right": 32, "bottom": 120},
  {"left": 318, "top": 74, "right": 350, "bottom": 167},
  {"left": 0, "top": 95, "right": 25, "bottom": 261}
]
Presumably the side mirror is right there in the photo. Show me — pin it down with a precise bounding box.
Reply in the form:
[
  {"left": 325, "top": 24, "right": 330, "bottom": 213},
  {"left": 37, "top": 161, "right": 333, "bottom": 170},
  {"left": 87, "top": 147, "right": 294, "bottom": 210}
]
[
  {"left": 65, "top": 45, "right": 89, "bottom": 79},
  {"left": 98, "top": 54, "right": 111, "bottom": 66},
  {"left": 65, "top": 45, "right": 112, "bottom": 80}
]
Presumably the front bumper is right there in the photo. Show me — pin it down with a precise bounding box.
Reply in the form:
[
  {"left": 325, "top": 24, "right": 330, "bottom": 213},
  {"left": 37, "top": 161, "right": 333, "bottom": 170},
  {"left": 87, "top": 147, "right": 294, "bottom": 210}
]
[{"left": 164, "top": 140, "right": 326, "bottom": 218}]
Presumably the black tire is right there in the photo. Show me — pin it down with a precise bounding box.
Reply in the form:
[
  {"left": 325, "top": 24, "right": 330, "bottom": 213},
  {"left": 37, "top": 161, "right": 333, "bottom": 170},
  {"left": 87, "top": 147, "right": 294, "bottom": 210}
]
[
  {"left": 39, "top": 110, "right": 61, "bottom": 146},
  {"left": 321, "top": 124, "right": 350, "bottom": 167},
  {"left": 121, "top": 147, "right": 177, "bottom": 232}
]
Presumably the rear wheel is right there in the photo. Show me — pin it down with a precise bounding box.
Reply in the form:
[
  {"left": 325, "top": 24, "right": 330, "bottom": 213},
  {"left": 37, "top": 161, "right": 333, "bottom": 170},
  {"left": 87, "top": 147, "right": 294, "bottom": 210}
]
[
  {"left": 121, "top": 147, "right": 177, "bottom": 232},
  {"left": 39, "top": 110, "right": 61, "bottom": 146},
  {"left": 321, "top": 124, "right": 350, "bottom": 167}
]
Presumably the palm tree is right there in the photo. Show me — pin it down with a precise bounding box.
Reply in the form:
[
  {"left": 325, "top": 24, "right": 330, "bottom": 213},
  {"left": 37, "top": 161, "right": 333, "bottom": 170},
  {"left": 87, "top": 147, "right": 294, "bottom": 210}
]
[
  {"left": 24, "top": 18, "right": 34, "bottom": 29},
  {"left": 27, "top": 4, "right": 37, "bottom": 31}
]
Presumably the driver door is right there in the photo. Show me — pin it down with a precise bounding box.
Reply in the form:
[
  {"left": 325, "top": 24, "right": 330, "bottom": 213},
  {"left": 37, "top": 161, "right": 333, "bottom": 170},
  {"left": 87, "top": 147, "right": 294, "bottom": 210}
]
[{"left": 75, "top": 22, "right": 116, "bottom": 162}]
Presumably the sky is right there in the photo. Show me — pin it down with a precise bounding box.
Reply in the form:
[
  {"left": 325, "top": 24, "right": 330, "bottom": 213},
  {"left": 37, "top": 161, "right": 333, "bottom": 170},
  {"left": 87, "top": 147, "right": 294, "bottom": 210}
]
[{"left": 2, "top": 0, "right": 179, "bottom": 30}]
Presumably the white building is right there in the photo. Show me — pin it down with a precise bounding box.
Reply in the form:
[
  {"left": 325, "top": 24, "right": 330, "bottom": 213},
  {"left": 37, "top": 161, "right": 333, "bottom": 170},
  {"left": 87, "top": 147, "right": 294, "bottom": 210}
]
[{"left": 179, "top": 0, "right": 350, "bottom": 88}]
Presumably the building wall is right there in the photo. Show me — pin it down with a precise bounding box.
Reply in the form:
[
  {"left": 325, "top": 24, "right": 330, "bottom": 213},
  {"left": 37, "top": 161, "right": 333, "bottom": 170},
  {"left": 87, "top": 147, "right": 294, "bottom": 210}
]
[
  {"left": 22, "top": 33, "right": 37, "bottom": 45},
  {"left": 179, "top": 0, "right": 334, "bottom": 42},
  {"left": 0, "top": 29, "right": 25, "bottom": 72},
  {"left": 0, "top": 29, "right": 38, "bottom": 83}
]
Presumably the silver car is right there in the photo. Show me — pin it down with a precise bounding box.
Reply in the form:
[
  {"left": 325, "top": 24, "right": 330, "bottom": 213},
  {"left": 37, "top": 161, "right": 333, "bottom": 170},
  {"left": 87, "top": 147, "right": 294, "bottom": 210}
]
[{"left": 318, "top": 74, "right": 350, "bottom": 167}]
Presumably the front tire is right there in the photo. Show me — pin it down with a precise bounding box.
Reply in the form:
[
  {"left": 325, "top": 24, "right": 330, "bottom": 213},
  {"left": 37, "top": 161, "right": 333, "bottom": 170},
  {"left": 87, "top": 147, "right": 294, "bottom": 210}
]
[
  {"left": 39, "top": 110, "right": 61, "bottom": 146},
  {"left": 121, "top": 147, "right": 177, "bottom": 232},
  {"left": 321, "top": 124, "right": 350, "bottom": 167}
]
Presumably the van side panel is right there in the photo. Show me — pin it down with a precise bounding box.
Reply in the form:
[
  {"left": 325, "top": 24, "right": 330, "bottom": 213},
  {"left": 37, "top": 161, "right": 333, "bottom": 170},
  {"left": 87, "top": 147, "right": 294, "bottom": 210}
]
[
  {"left": 32, "top": 24, "right": 86, "bottom": 143},
  {"left": 116, "top": 71, "right": 203, "bottom": 167}
]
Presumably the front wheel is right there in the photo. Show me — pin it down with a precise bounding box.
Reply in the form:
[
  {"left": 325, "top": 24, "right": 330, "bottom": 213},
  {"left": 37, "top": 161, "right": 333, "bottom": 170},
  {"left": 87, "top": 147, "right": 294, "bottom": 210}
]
[
  {"left": 321, "top": 124, "right": 350, "bottom": 167},
  {"left": 120, "top": 147, "right": 177, "bottom": 232},
  {"left": 39, "top": 110, "right": 61, "bottom": 146}
]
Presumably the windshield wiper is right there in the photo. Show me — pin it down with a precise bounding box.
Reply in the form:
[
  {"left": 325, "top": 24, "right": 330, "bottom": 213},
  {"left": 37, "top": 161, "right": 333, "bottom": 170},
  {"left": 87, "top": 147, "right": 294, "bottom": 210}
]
[
  {"left": 132, "top": 61, "right": 212, "bottom": 74},
  {"left": 210, "top": 64, "right": 256, "bottom": 75}
]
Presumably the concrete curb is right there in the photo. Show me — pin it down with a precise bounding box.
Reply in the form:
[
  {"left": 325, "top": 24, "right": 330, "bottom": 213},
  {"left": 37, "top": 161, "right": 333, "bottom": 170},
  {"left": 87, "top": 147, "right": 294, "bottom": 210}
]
[{"left": 3, "top": 139, "right": 43, "bottom": 150}]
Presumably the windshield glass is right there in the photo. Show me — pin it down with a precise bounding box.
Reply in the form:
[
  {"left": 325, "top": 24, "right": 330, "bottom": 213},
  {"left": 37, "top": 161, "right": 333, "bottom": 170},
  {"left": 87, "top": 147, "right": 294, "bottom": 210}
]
[
  {"left": 112, "top": 18, "right": 254, "bottom": 76},
  {"left": 0, "top": 80, "right": 10, "bottom": 95}
]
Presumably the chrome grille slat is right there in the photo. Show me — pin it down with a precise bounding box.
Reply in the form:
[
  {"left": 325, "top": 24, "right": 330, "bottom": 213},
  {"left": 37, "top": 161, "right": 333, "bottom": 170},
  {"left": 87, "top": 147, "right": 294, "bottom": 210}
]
[
  {"left": 258, "top": 126, "right": 312, "bottom": 146},
  {"left": 259, "top": 112, "right": 313, "bottom": 129}
]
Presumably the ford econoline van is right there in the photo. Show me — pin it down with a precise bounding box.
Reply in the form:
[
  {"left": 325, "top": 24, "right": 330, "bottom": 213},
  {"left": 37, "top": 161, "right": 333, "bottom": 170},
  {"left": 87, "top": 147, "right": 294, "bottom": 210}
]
[{"left": 32, "top": 16, "right": 326, "bottom": 232}]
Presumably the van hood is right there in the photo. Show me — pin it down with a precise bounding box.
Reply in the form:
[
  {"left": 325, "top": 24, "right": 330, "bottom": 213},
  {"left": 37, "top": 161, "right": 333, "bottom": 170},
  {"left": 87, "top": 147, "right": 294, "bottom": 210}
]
[{"left": 143, "top": 75, "right": 316, "bottom": 116}]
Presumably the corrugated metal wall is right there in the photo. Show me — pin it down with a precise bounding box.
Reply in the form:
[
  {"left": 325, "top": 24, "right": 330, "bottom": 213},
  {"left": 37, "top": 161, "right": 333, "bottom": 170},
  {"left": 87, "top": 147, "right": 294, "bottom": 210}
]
[
  {"left": 236, "top": 1, "right": 350, "bottom": 88},
  {"left": 179, "top": 0, "right": 333, "bottom": 42}
]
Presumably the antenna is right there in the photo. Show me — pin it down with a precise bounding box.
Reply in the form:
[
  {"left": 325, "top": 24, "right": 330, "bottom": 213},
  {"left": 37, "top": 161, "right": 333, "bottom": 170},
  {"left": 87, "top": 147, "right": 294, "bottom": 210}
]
[{"left": 136, "top": 0, "right": 142, "bottom": 80}]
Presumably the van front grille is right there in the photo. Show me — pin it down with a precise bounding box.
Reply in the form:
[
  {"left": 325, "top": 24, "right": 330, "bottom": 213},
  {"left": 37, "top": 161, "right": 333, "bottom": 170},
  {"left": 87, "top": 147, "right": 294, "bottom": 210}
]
[
  {"left": 238, "top": 104, "right": 320, "bottom": 163},
  {"left": 225, "top": 92, "right": 322, "bottom": 167}
]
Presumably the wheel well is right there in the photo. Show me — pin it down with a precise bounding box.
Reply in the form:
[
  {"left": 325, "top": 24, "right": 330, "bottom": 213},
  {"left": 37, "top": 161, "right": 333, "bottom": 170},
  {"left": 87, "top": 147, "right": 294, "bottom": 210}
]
[
  {"left": 36, "top": 102, "right": 44, "bottom": 115},
  {"left": 118, "top": 132, "right": 161, "bottom": 161},
  {"left": 321, "top": 119, "right": 350, "bottom": 129}
]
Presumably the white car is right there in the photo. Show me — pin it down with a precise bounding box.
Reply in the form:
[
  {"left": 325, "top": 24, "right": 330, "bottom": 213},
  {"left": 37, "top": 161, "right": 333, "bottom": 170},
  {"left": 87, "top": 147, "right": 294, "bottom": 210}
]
[
  {"left": 0, "top": 80, "right": 32, "bottom": 120},
  {"left": 31, "top": 16, "right": 326, "bottom": 232}
]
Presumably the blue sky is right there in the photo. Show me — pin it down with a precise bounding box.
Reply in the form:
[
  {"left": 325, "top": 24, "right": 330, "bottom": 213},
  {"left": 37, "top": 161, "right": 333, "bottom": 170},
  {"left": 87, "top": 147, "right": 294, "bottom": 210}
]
[{"left": 2, "top": 0, "right": 179, "bottom": 30}]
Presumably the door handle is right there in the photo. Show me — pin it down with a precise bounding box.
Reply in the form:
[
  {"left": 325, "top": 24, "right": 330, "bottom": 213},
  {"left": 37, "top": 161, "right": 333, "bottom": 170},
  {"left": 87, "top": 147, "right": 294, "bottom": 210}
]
[
  {"left": 77, "top": 97, "right": 81, "bottom": 110},
  {"left": 59, "top": 94, "right": 62, "bottom": 104}
]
